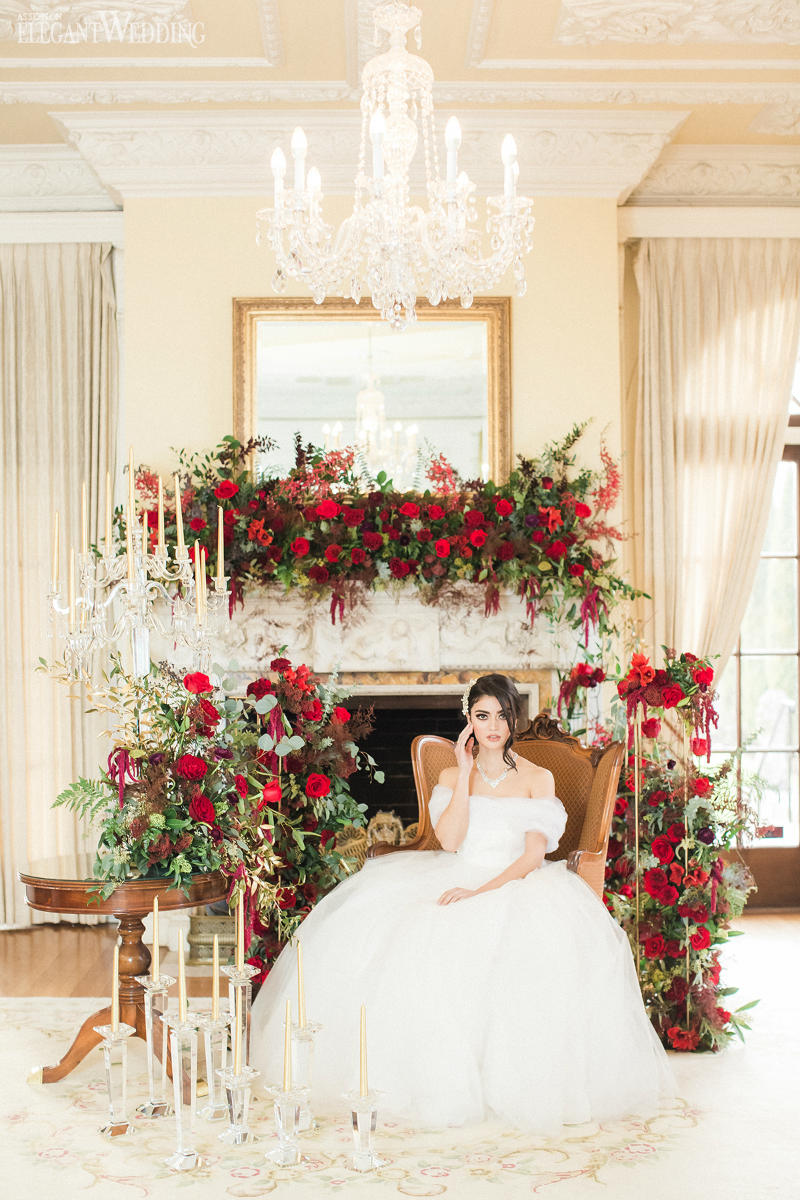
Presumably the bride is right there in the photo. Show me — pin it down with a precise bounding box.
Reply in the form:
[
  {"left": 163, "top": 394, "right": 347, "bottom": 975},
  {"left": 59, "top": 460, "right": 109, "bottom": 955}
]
[{"left": 250, "top": 673, "right": 673, "bottom": 1131}]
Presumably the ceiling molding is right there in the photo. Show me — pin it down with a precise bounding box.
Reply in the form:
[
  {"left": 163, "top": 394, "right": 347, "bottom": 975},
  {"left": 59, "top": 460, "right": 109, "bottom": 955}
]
[
  {"left": 0, "top": 143, "right": 117, "bottom": 210},
  {"left": 0, "top": 80, "right": 353, "bottom": 104},
  {"left": 431, "top": 80, "right": 800, "bottom": 105},
  {"left": 0, "top": 209, "right": 124, "bottom": 243},
  {"left": 50, "top": 108, "right": 686, "bottom": 201},
  {"left": 751, "top": 104, "right": 800, "bottom": 135},
  {"left": 619, "top": 206, "right": 800, "bottom": 239},
  {"left": 555, "top": 0, "right": 800, "bottom": 45},
  {"left": 630, "top": 145, "right": 800, "bottom": 206}
]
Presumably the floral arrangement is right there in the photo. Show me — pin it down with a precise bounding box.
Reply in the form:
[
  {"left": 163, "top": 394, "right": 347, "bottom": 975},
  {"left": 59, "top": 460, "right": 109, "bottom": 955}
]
[
  {"left": 602, "top": 650, "right": 758, "bottom": 1052},
  {"left": 130, "top": 424, "right": 636, "bottom": 647},
  {"left": 556, "top": 660, "right": 606, "bottom": 718}
]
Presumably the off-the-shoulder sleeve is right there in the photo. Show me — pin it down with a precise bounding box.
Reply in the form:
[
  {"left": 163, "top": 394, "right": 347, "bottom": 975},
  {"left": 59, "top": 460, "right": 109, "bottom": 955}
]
[
  {"left": 428, "top": 783, "right": 453, "bottom": 827},
  {"left": 525, "top": 796, "right": 568, "bottom": 854}
]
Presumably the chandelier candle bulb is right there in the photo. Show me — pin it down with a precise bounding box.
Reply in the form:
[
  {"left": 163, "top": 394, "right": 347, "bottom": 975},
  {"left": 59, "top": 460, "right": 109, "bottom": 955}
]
[
  {"left": 178, "top": 936, "right": 187, "bottom": 1022},
  {"left": 81, "top": 480, "right": 88, "bottom": 555},
  {"left": 270, "top": 146, "right": 286, "bottom": 205},
  {"left": 151, "top": 896, "right": 160, "bottom": 981},
  {"left": 174, "top": 474, "right": 185, "bottom": 553},
  {"left": 445, "top": 116, "right": 461, "bottom": 185},
  {"left": 297, "top": 940, "right": 306, "bottom": 1029},
  {"left": 51, "top": 510, "right": 59, "bottom": 588},
  {"left": 105, "top": 472, "right": 112, "bottom": 551},
  {"left": 111, "top": 942, "right": 119, "bottom": 1033},
  {"left": 216, "top": 506, "right": 224, "bottom": 582},
  {"left": 282, "top": 999, "right": 292, "bottom": 1091},
  {"left": 290, "top": 126, "right": 307, "bottom": 193},
  {"left": 369, "top": 109, "right": 385, "bottom": 181},
  {"left": 211, "top": 934, "right": 219, "bottom": 1021},
  {"left": 359, "top": 1004, "right": 368, "bottom": 1098},
  {"left": 157, "top": 478, "right": 165, "bottom": 553}
]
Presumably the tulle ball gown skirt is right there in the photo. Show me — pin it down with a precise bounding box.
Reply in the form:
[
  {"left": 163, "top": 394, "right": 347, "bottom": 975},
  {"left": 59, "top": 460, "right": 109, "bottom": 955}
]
[{"left": 250, "top": 851, "right": 674, "bottom": 1133}]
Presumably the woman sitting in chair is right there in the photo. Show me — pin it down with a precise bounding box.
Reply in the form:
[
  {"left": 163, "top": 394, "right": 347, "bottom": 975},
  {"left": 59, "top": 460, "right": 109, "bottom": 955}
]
[{"left": 250, "top": 673, "right": 673, "bottom": 1131}]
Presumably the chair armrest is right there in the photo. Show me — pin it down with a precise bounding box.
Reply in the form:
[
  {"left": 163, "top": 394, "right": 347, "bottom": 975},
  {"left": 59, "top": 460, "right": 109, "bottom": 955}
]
[
  {"left": 566, "top": 848, "right": 607, "bottom": 901},
  {"left": 366, "top": 830, "right": 440, "bottom": 858}
]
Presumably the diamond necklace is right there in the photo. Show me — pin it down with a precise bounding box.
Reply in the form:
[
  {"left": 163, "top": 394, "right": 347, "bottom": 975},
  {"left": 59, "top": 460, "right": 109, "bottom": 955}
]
[{"left": 475, "top": 757, "right": 514, "bottom": 790}]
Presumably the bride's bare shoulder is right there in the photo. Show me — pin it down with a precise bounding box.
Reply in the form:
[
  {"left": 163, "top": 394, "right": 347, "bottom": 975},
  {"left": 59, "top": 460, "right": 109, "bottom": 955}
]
[
  {"left": 514, "top": 756, "right": 555, "bottom": 798},
  {"left": 438, "top": 766, "right": 459, "bottom": 788}
]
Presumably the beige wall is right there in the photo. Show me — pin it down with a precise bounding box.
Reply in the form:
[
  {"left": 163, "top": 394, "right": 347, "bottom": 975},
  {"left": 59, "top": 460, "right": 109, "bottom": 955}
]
[{"left": 124, "top": 194, "right": 621, "bottom": 475}]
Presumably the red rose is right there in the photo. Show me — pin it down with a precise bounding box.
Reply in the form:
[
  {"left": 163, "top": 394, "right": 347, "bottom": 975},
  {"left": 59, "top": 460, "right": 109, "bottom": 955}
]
[
  {"left": 568, "top": 563, "right": 585, "bottom": 577},
  {"left": 302, "top": 699, "right": 323, "bottom": 722},
  {"left": 693, "top": 666, "right": 714, "bottom": 686},
  {"left": 427, "top": 504, "right": 445, "bottom": 520},
  {"left": 351, "top": 547, "right": 366, "bottom": 565},
  {"left": 464, "top": 510, "right": 484, "bottom": 528},
  {"left": 333, "top": 706, "right": 351, "bottom": 723},
  {"left": 184, "top": 671, "right": 212, "bottom": 694},
  {"left": 389, "top": 557, "right": 411, "bottom": 579},
  {"left": 290, "top": 536, "right": 310, "bottom": 557},
  {"left": 270, "top": 656, "right": 291, "bottom": 671},
  {"left": 246, "top": 677, "right": 273, "bottom": 700},
  {"left": 541, "top": 476, "right": 553, "bottom": 489},
  {"left": 308, "top": 564, "right": 329, "bottom": 583},
  {"left": 661, "top": 683, "right": 685, "bottom": 708},
  {"left": 691, "top": 904, "right": 710, "bottom": 924},
  {"left": 175, "top": 754, "right": 207, "bottom": 781},
  {"left": 435, "top": 538, "right": 451, "bottom": 558},
  {"left": 643, "top": 867, "right": 667, "bottom": 897},
  {"left": 399, "top": 501, "right": 420, "bottom": 519},
  {"left": 691, "top": 736, "right": 708, "bottom": 756},
  {"left": 659, "top": 884, "right": 679, "bottom": 906},
  {"left": 531, "top": 530, "right": 545, "bottom": 543},
  {"left": 651, "top": 835, "right": 675, "bottom": 864},
  {"left": 416, "top": 529, "right": 433, "bottom": 542},
  {"left": 223, "top": 509, "right": 237, "bottom": 525},
  {"left": 234, "top": 774, "right": 249, "bottom": 799},
  {"left": 469, "top": 529, "right": 487, "bottom": 548},
  {"left": 575, "top": 502, "right": 592, "bottom": 519},
  {"left": 641, "top": 717, "right": 661, "bottom": 738},
  {"left": 305, "top": 772, "right": 331, "bottom": 799},
  {"left": 197, "top": 697, "right": 220, "bottom": 728},
  {"left": 644, "top": 935, "right": 666, "bottom": 960},
  {"left": 259, "top": 779, "right": 282, "bottom": 809},
  {"left": 693, "top": 776, "right": 712, "bottom": 796},
  {"left": 324, "top": 543, "right": 342, "bottom": 563},
  {"left": 301, "top": 881, "right": 319, "bottom": 904},
  {"left": 343, "top": 507, "right": 365, "bottom": 527},
  {"left": 214, "top": 480, "right": 239, "bottom": 500},
  {"left": 319, "top": 828, "right": 335, "bottom": 851},
  {"left": 188, "top": 792, "right": 215, "bottom": 824},
  {"left": 690, "top": 926, "right": 712, "bottom": 951},
  {"left": 276, "top": 887, "right": 297, "bottom": 910},
  {"left": 667, "top": 821, "right": 686, "bottom": 844},
  {"left": 497, "top": 541, "right": 515, "bottom": 561},
  {"left": 363, "top": 531, "right": 383, "bottom": 551},
  {"left": 666, "top": 940, "right": 683, "bottom": 959},
  {"left": 189, "top": 517, "right": 207, "bottom": 532},
  {"left": 547, "top": 540, "right": 567, "bottom": 559},
  {"left": 614, "top": 796, "right": 628, "bottom": 816},
  {"left": 316, "top": 499, "right": 340, "bottom": 519},
  {"left": 647, "top": 788, "right": 669, "bottom": 808},
  {"left": 495, "top": 498, "right": 513, "bottom": 516}
]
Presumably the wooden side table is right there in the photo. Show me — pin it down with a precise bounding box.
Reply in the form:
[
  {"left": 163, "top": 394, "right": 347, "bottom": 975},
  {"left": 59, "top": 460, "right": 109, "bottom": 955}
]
[{"left": 19, "top": 855, "right": 227, "bottom": 1084}]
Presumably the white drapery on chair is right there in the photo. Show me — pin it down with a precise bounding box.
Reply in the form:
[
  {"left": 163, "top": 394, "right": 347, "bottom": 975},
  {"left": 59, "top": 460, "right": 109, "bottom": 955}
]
[
  {"left": 631, "top": 237, "right": 800, "bottom": 671},
  {"left": 0, "top": 242, "right": 118, "bottom": 927}
]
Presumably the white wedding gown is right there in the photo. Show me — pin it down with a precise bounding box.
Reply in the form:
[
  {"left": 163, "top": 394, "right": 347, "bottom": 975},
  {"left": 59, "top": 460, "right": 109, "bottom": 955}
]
[{"left": 250, "top": 785, "right": 674, "bottom": 1132}]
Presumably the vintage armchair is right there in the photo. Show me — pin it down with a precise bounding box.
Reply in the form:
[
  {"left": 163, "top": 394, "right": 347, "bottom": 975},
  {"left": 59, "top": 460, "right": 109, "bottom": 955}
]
[{"left": 369, "top": 713, "right": 624, "bottom": 901}]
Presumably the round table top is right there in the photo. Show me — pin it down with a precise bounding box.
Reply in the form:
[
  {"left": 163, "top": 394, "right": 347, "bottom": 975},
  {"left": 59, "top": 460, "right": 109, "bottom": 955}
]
[{"left": 19, "top": 854, "right": 228, "bottom": 916}]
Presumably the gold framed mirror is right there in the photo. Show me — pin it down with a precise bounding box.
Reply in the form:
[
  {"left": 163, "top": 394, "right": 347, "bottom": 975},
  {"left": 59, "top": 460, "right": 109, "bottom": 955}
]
[{"left": 232, "top": 297, "right": 512, "bottom": 483}]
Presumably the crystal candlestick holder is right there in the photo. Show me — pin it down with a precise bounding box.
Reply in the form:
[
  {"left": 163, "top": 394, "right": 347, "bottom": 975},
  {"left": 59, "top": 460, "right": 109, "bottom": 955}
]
[
  {"left": 265, "top": 1085, "right": 308, "bottom": 1166},
  {"left": 217, "top": 1064, "right": 261, "bottom": 1145},
  {"left": 221, "top": 963, "right": 258, "bottom": 1067},
  {"left": 164, "top": 1014, "right": 201, "bottom": 1172},
  {"left": 291, "top": 1021, "right": 322, "bottom": 1132},
  {"left": 92, "top": 1021, "right": 136, "bottom": 1137},
  {"left": 198, "top": 1011, "right": 232, "bottom": 1122},
  {"left": 134, "top": 972, "right": 174, "bottom": 1118},
  {"left": 346, "top": 1090, "right": 385, "bottom": 1173}
]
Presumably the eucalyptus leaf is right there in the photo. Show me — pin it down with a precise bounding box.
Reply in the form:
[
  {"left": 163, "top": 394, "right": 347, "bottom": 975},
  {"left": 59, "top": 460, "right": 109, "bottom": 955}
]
[
  {"left": 373, "top": 770, "right": 385, "bottom": 784},
  {"left": 255, "top": 694, "right": 278, "bottom": 714},
  {"left": 257, "top": 732, "right": 275, "bottom": 752}
]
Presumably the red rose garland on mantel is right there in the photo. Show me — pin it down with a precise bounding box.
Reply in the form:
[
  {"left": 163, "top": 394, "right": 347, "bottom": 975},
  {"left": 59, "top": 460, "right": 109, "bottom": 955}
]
[{"left": 605, "top": 649, "right": 758, "bottom": 1052}]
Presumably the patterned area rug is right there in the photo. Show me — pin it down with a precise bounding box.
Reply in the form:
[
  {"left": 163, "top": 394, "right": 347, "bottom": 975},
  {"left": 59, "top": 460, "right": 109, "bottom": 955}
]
[{"left": 0, "top": 999, "right": 699, "bottom": 1199}]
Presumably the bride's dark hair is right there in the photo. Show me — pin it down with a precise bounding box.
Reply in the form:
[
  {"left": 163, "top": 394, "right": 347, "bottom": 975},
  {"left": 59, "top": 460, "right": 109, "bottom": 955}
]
[{"left": 465, "top": 673, "right": 524, "bottom": 769}]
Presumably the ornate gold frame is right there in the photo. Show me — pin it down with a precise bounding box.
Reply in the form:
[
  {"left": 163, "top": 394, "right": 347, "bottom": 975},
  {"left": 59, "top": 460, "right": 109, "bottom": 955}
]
[{"left": 232, "top": 296, "right": 513, "bottom": 480}]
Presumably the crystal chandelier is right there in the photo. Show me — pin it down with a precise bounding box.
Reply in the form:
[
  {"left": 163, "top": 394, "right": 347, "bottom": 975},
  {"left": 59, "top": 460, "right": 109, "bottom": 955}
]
[{"left": 256, "top": 0, "right": 534, "bottom": 331}]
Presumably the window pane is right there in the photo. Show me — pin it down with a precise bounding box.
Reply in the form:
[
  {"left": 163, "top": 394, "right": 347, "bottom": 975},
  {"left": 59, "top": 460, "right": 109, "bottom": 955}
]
[
  {"left": 741, "top": 750, "right": 800, "bottom": 848},
  {"left": 711, "top": 660, "right": 739, "bottom": 749},
  {"left": 740, "top": 558, "right": 798, "bottom": 651},
  {"left": 760, "top": 459, "right": 797, "bottom": 555},
  {"left": 740, "top": 655, "right": 798, "bottom": 749}
]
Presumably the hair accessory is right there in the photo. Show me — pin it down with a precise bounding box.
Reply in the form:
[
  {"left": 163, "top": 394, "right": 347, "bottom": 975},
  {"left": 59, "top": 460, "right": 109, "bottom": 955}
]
[{"left": 461, "top": 678, "right": 477, "bottom": 719}]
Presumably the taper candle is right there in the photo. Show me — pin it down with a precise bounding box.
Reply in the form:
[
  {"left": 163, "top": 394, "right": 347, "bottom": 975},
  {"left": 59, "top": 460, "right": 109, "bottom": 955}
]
[
  {"left": 178, "top": 934, "right": 187, "bottom": 1022},
  {"left": 216, "top": 505, "right": 224, "bottom": 582},
  {"left": 200, "top": 548, "right": 208, "bottom": 618},
  {"left": 128, "top": 446, "right": 135, "bottom": 524},
  {"left": 141, "top": 510, "right": 148, "bottom": 559},
  {"left": 297, "top": 940, "right": 306, "bottom": 1029},
  {"left": 80, "top": 480, "right": 88, "bottom": 555},
  {"left": 193, "top": 540, "right": 201, "bottom": 621},
  {"left": 233, "top": 987, "right": 242, "bottom": 1075},
  {"left": 157, "top": 477, "right": 165, "bottom": 552},
  {"left": 68, "top": 547, "right": 75, "bottom": 633},
  {"left": 126, "top": 509, "right": 134, "bottom": 582},
  {"left": 359, "top": 1004, "right": 368, "bottom": 1097},
  {"left": 236, "top": 892, "right": 244, "bottom": 971},
  {"left": 51, "top": 510, "right": 59, "bottom": 588},
  {"left": 211, "top": 933, "right": 219, "bottom": 1021},
  {"left": 282, "top": 999, "right": 292, "bottom": 1091},
  {"left": 174, "top": 473, "right": 184, "bottom": 552},
  {"left": 111, "top": 943, "right": 120, "bottom": 1033},
  {"left": 151, "top": 895, "right": 160, "bottom": 980},
  {"left": 105, "top": 472, "right": 112, "bottom": 551}
]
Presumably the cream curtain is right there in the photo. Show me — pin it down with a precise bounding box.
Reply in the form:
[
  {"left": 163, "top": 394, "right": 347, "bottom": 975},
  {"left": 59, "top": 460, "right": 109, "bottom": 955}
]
[
  {"left": 631, "top": 237, "right": 800, "bottom": 672},
  {"left": 0, "top": 242, "right": 118, "bottom": 927}
]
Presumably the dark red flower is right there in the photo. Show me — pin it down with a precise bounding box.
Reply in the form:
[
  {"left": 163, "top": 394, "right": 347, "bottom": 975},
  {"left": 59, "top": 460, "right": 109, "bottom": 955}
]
[
  {"left": 259, "top": 779, "right": 282, "bottom": 809},
  {"left": 691, "top": 904, "right": 710, "bottom": 924},
  {"left": 651, "top": 835, "right": 675, "bottom": 864},
  {"left": 342, "top": 507, "right": 365, "bottom": 527},
  {"left": 333, "top": 706, "right": 351, "bottom": 723},
  {"left": 661, "top": 683, "right": 685, "bottom": 708},
  {"left": 495, "top": 498, "right": 513, "bottom": 517},
  {"left": 568, "top": 563, "right": 585, "bottom": 577},
  {"left": 417, "top": 528, "right": 433, "bottom": 542},
  {"left": 693, "top": 776, "right": 712, "bottom": 796},
  {"left": 497, "top": 541, "right": 515, "bottom": 561},
  {"left": 214, "top": 480, "right": 239, "bottom": 500},
  {"left": 246, "top": 678, "right": 273, "bottom": 700},
  {"left": 290, "top": 536, "right": 310, "bottom": 557},
  {"left": 693, "top": 666, "right": 714, "bottom": 686},
  {"left": 690, "top": 926, "right": 712, "bottom": 951},
  {"left": 270, "top": 657, "right": 291, "bottom": 671},
  {"left": 435, "top": 538, "right": 451, "bottom": 558},
  {"left": 469, "top": 529, "right": 487, "bottom": 547},
  {"left": 547, "top": 540, "right": 567, "bottom": 559},
  {"left": 659, "top": 884, "right": 679, "bottom": 906},
  {"left": 308, "top": 564, "right": 330, "bottom": 583},
  {"left": 234, "top": 774, "right": 248, "bottom": 799},
  {"left": 541, "top": 476, "right": 553, "bottom": 489},
  {"left": 399, "top": 501, "right": 420, "bottom": 519},
  {"left": 276, "top": 887, "right": 297, "bottom": 910},
  {"left": 665, "top": 940, "right": 683, "bottom": 960},
  {"left": 666, "top": 975, "right": 689, "bottom": 1001},
  {"left": 316, "top": 499, "right": 340, "bottom": 519},
  {"left": 302, "top": 699, "right": 323, "bottom": 722},
  {"left": 197, "top": 697, "right": 220, "bottom": 728},
  {"left": 644, "top": 935, "right": 666, "bottom": 959},
  {"left": 148, "top": 833, "right": 172, "bottom": 864},
  {"left": 643, "top": 867, "right": 668, "bottom": 897},
  {"left": 351, "top": 546, "right": 366, "bottom": 565},
  {"left": 464, "top": 509, "right": 484, "bottom": 528},
  {"left": 667, "top": 821, "right": 686, "bottom": 844},
  {"left": 188, "top": 792, "right": 215, "bottom": 825},
  {"left": 363, "top": 531, "right": 383, "bottom": 551},
  {"left": 641, "top": 717, "right": 661, "bottom": 738},
  {"left": 427, "top": 504, "right": 445, "bottom": 520},
  {"left": 647, "top": 788, "right": 669, "bottom": 808},
  {"left": 389, "top": 557, "right": 411, "bottom": 579},
  {"left": 668, "top": 1026, "right": 700, "bottom": 1051},
  {"left": 175, "top": 754, "right": 208, "bottom": 781},
  {"left": 184, "top": 671, "right": 213, "bottom": 694},
  {"left": 691, "top": 736, "right": 709, "bottom": 756},
  {"left": 575, "top": 501, "right": 592, "bottom": 519},
  {"left": 305, "top": 772, "right": 331, "bottom": 799},
  {"left": 302, "top": 881, "right": 318, "bottom": 904},
  {"left": 614, "top": 796, "right": 628, "bottom": 816},
  {"left": 319, "top": 828, "right": 335, "bottom": 851},
  {"left": 324, "top": 543, "right": 342, "bottom": 563},
  {"left": 189, "top": 517, "right": 207, "bottom": 531}
]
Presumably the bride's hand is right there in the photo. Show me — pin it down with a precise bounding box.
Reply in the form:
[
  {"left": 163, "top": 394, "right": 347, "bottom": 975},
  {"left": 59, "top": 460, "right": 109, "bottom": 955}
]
[
  {"left": 454, "top": 722, "right": 475, "bottom": 775},
  {"left": 437, "top": 887, "right": 476, "bottom": 905}
]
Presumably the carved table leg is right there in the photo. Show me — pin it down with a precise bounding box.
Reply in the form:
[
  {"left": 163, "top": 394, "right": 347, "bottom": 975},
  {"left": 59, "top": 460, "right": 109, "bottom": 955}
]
[{"left": 40, "top": 1004, "right": 112, "bottom": 1083}]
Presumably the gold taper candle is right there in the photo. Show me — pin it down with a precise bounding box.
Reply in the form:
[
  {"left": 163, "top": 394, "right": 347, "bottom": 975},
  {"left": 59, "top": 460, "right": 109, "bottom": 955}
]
[
  {"left": 105, "top": 472, "right": 112, "bottom": 551},
  {"left": 51, "top": 510, "right": 59, "bottom": 588},
  {"left": 211, "top": 933, "right": 219, "bottom": 1020},
  {"left": 200, "top": 548, "right": 208, "bottom": 618},
  {"left": 283, "top": 998, "right": 292, "bottom": 1091},
  {"left": 128, "top": 446, "right": 135, "bottom": 524},
  {"left": 174, "top": 473, "right": 185, "bottom": 552},
  {"left": 216, "top": 505, "right": 224, "bottom": 582},
  {"left": 151, "top": 896, "right": 159, "bottom": 981},
  {"left": 80, "top": 480, "right": 88, "bottom": 555},
  {"left": 297, "top": 940, "right": 306, "bottom": 1029},
  {"left": 111, "top": 942, "right": 119, "bottom": 1033},
  {"left": 359, "top": 1004, "right": 368, "bottom": 1097},
  {"left": 233, "top": 987, "right": 242, "bottom": 1075},
  {"left": 157, "top": 477, "right": 165, "bottom": 552},
  {"left": 126, "top": 508, "right": 134, "bottom": 581},
  {"left": 193, "top": 540, "right": 201, "bottom": 621},
  {"left": 236, "top": 891, "right": 244, "bottom": 971},
  {"left": 68, "top": 547, "right": 75, "bottom": 632},
  {"left": 178, "top": 935, "right": 187, "bottom": 1022}
]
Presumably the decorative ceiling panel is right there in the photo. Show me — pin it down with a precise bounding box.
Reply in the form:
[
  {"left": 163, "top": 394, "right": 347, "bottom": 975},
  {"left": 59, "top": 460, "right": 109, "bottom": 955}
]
[{"left": 555, "top": 0, "right": 800, "bottom": 45}]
